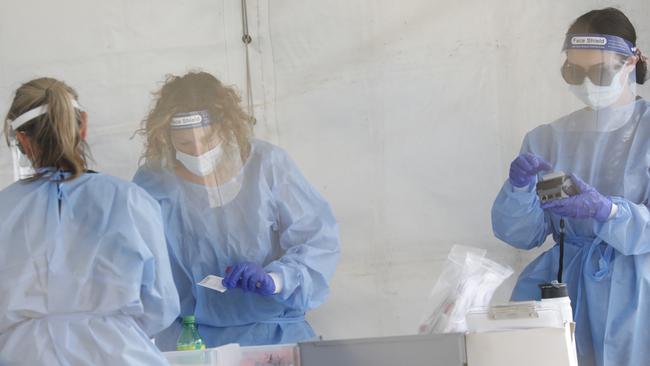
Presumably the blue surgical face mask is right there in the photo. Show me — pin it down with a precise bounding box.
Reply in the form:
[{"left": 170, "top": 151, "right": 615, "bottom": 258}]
[{"left": 175, "top": 144, "right": 224, "bottom": 176}]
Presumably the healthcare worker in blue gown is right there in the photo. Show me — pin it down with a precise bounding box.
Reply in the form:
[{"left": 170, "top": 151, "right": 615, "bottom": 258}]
[
  {"left": 133, "top": 71, "right": 341, "bottom": 350},
  {"left": 492, "top": 8, "right": 650, "bottom": 366},
  {"left": 0, "top": 78, "right": 180, "bottom": 365}
]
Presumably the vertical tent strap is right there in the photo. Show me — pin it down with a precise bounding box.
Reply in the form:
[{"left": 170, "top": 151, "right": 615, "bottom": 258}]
[{"left": 241, "top": 0, "right": 256, "bottom": 125}]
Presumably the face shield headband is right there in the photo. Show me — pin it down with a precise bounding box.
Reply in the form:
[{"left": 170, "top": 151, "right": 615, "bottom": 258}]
[{"left": 563, "top": 33, "right": 636, "bottom": 57}]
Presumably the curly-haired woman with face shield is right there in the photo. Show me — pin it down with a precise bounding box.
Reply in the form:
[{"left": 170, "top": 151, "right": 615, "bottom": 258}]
[{"left": 133, "top": 71, "right": 340, "bottom": 350}]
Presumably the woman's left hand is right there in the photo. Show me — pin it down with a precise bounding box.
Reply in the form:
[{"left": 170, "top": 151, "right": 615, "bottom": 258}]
[
  {"left": 541, "top": 174, "right": 613, "bottom": 222},
  {"left": 222, "top": 262, "right": 276, "bottom": 296}
]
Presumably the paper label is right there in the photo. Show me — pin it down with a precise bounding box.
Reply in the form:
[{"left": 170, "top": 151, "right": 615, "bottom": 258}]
[{"left": 198, "top": 275, "right": 227, "bottom": 293}]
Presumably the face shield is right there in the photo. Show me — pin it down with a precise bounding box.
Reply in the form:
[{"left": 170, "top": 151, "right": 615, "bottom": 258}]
[
  {"left": 9, "top": 140, "right": 34, "bottom": 181},
  {"left": 6, "top": 100, "right": 84, "bottom": 181},
  {"left": 169, "top": 109, "right": 244, "bottom": 208},
  {"left": 554, "top": 33, "right": 641, "bottom": 133}
]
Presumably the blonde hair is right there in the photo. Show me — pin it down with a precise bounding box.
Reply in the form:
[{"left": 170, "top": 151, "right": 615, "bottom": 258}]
[
  {"left": 138, "top": 71, "right": 253, "bottom": 167},
  {"left": 4, "top": 77, "right": 89, "bottom": 181}
]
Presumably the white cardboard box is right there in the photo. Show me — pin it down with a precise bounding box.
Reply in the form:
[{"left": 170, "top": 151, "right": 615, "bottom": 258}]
[
  {"left": 164, "top": 343, "right": 241, "bottom": 366},
  {"left": 466, "top": 323, "right": 578, "bottom": 366}
]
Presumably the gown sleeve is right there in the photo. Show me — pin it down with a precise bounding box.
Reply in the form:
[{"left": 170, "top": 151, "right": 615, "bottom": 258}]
[
  {"left": 127, "top": 185, "right": 181, "bottom": 337},
  {"left": 491, "top": 134, "right": 554, "bottom": 250},
  {"left": 264, "top": 150, "right": 341, "bottom": 311}
]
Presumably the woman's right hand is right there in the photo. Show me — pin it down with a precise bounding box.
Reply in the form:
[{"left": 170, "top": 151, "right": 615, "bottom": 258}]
[{"left": 509, "top": 153, "right": 552, "bottom": 188}]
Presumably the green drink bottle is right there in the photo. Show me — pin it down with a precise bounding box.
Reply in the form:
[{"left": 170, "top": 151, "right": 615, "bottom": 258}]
[{"left": 176, "top": 316, "right": 206, "bottom": 351}]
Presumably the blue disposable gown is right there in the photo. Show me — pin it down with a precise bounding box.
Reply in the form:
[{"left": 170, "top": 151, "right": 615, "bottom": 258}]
[
  {"left": 492, "top": 98, "right": 650, "bottom": 366},
  {"left": 133, "top": 139, "right": 340, "bottom": 350},
  {"left": 0, "top": 170, "right": 180, "bottom": 365}
]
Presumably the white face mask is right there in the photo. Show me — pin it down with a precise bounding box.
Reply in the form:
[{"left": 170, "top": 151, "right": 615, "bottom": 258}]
[
  {"left": 175, "top": 144, "right": 224, "bottom": 176},
  {"left": 568, "top": 67, "right": 632, "bottom": 110}
]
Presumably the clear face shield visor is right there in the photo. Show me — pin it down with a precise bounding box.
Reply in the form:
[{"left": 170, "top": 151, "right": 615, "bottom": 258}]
[
  {"left": 558, "top": 33, "right": 640, "bottom": 132},
  {"left": 168, "top": 109, "right": 244, "bottom": 207},
  {"left": 6, "top": 100, "right": 84, "bottom": 180}
]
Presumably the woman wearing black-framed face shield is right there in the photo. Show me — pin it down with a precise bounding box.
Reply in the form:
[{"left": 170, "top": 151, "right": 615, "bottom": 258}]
[{"left": 492, "top": 7, "right": 650, "bottom": 365}]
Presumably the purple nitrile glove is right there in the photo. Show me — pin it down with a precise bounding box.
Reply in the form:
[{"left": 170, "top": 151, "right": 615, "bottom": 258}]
[
  {"left": 541, "top": 174, "right": 613, "bottom": 223},
  {"left": 222, "top": 262, "right": 276, "bottom": 296},
  {"left": 509, "top": 153, "right": 552, "bottom": 188}
]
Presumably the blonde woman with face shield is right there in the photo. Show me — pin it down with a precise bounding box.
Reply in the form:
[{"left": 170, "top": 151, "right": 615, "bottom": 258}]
[
  {"left": 0, "top": 78, "right": 180, "bottom": 365},
  {"left": 492, "top": 8, "right": 650, "bottom": 366},
  {"left": 133, "top": 72, "right": 340, "bottom": 350}
]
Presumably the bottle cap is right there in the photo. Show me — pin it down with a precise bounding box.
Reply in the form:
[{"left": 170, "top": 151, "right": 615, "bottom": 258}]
[{"left": 539, "top": 281, "right": 569, "bottom": 299}]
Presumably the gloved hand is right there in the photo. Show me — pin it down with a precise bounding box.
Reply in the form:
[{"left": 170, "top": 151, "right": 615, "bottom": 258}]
[
  {"left": 222, "top": 262, "right": 276, "bottom": 296},
  {"left": 509, "top": 153, "right": 552, "bottom": 188},
  {"left": 541, "top": 174, "right": 613, "bottom": 223}
]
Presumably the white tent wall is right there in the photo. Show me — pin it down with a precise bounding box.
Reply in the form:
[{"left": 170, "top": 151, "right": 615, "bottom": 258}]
[{"left": 1, "top": 0, "right": 648, "bottom": 340}]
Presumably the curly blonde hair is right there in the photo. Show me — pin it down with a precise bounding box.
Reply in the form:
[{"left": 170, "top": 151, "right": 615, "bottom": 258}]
[{"left": 138, "top": 71, "right": 253, "bottom": 167}]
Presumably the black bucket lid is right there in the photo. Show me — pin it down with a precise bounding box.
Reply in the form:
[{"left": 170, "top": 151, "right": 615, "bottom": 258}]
[{"left": 539, "top": 282, "right": 568, "bottom": 299}]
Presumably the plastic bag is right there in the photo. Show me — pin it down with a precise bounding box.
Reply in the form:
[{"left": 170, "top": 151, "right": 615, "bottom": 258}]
[{"left": 418, "top": 245, "right": 513, "bottom": 334}]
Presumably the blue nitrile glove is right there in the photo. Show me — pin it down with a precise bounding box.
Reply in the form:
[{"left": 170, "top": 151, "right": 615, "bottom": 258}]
[
  {"left": 222, "top": 262, "right": 276, "bottom": 296},
  {"left": 509, "top": 153, "right": 552, "bottom": 188},
  {"left": 541, "top": 174, "right": 613, "bottom": 223}
]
